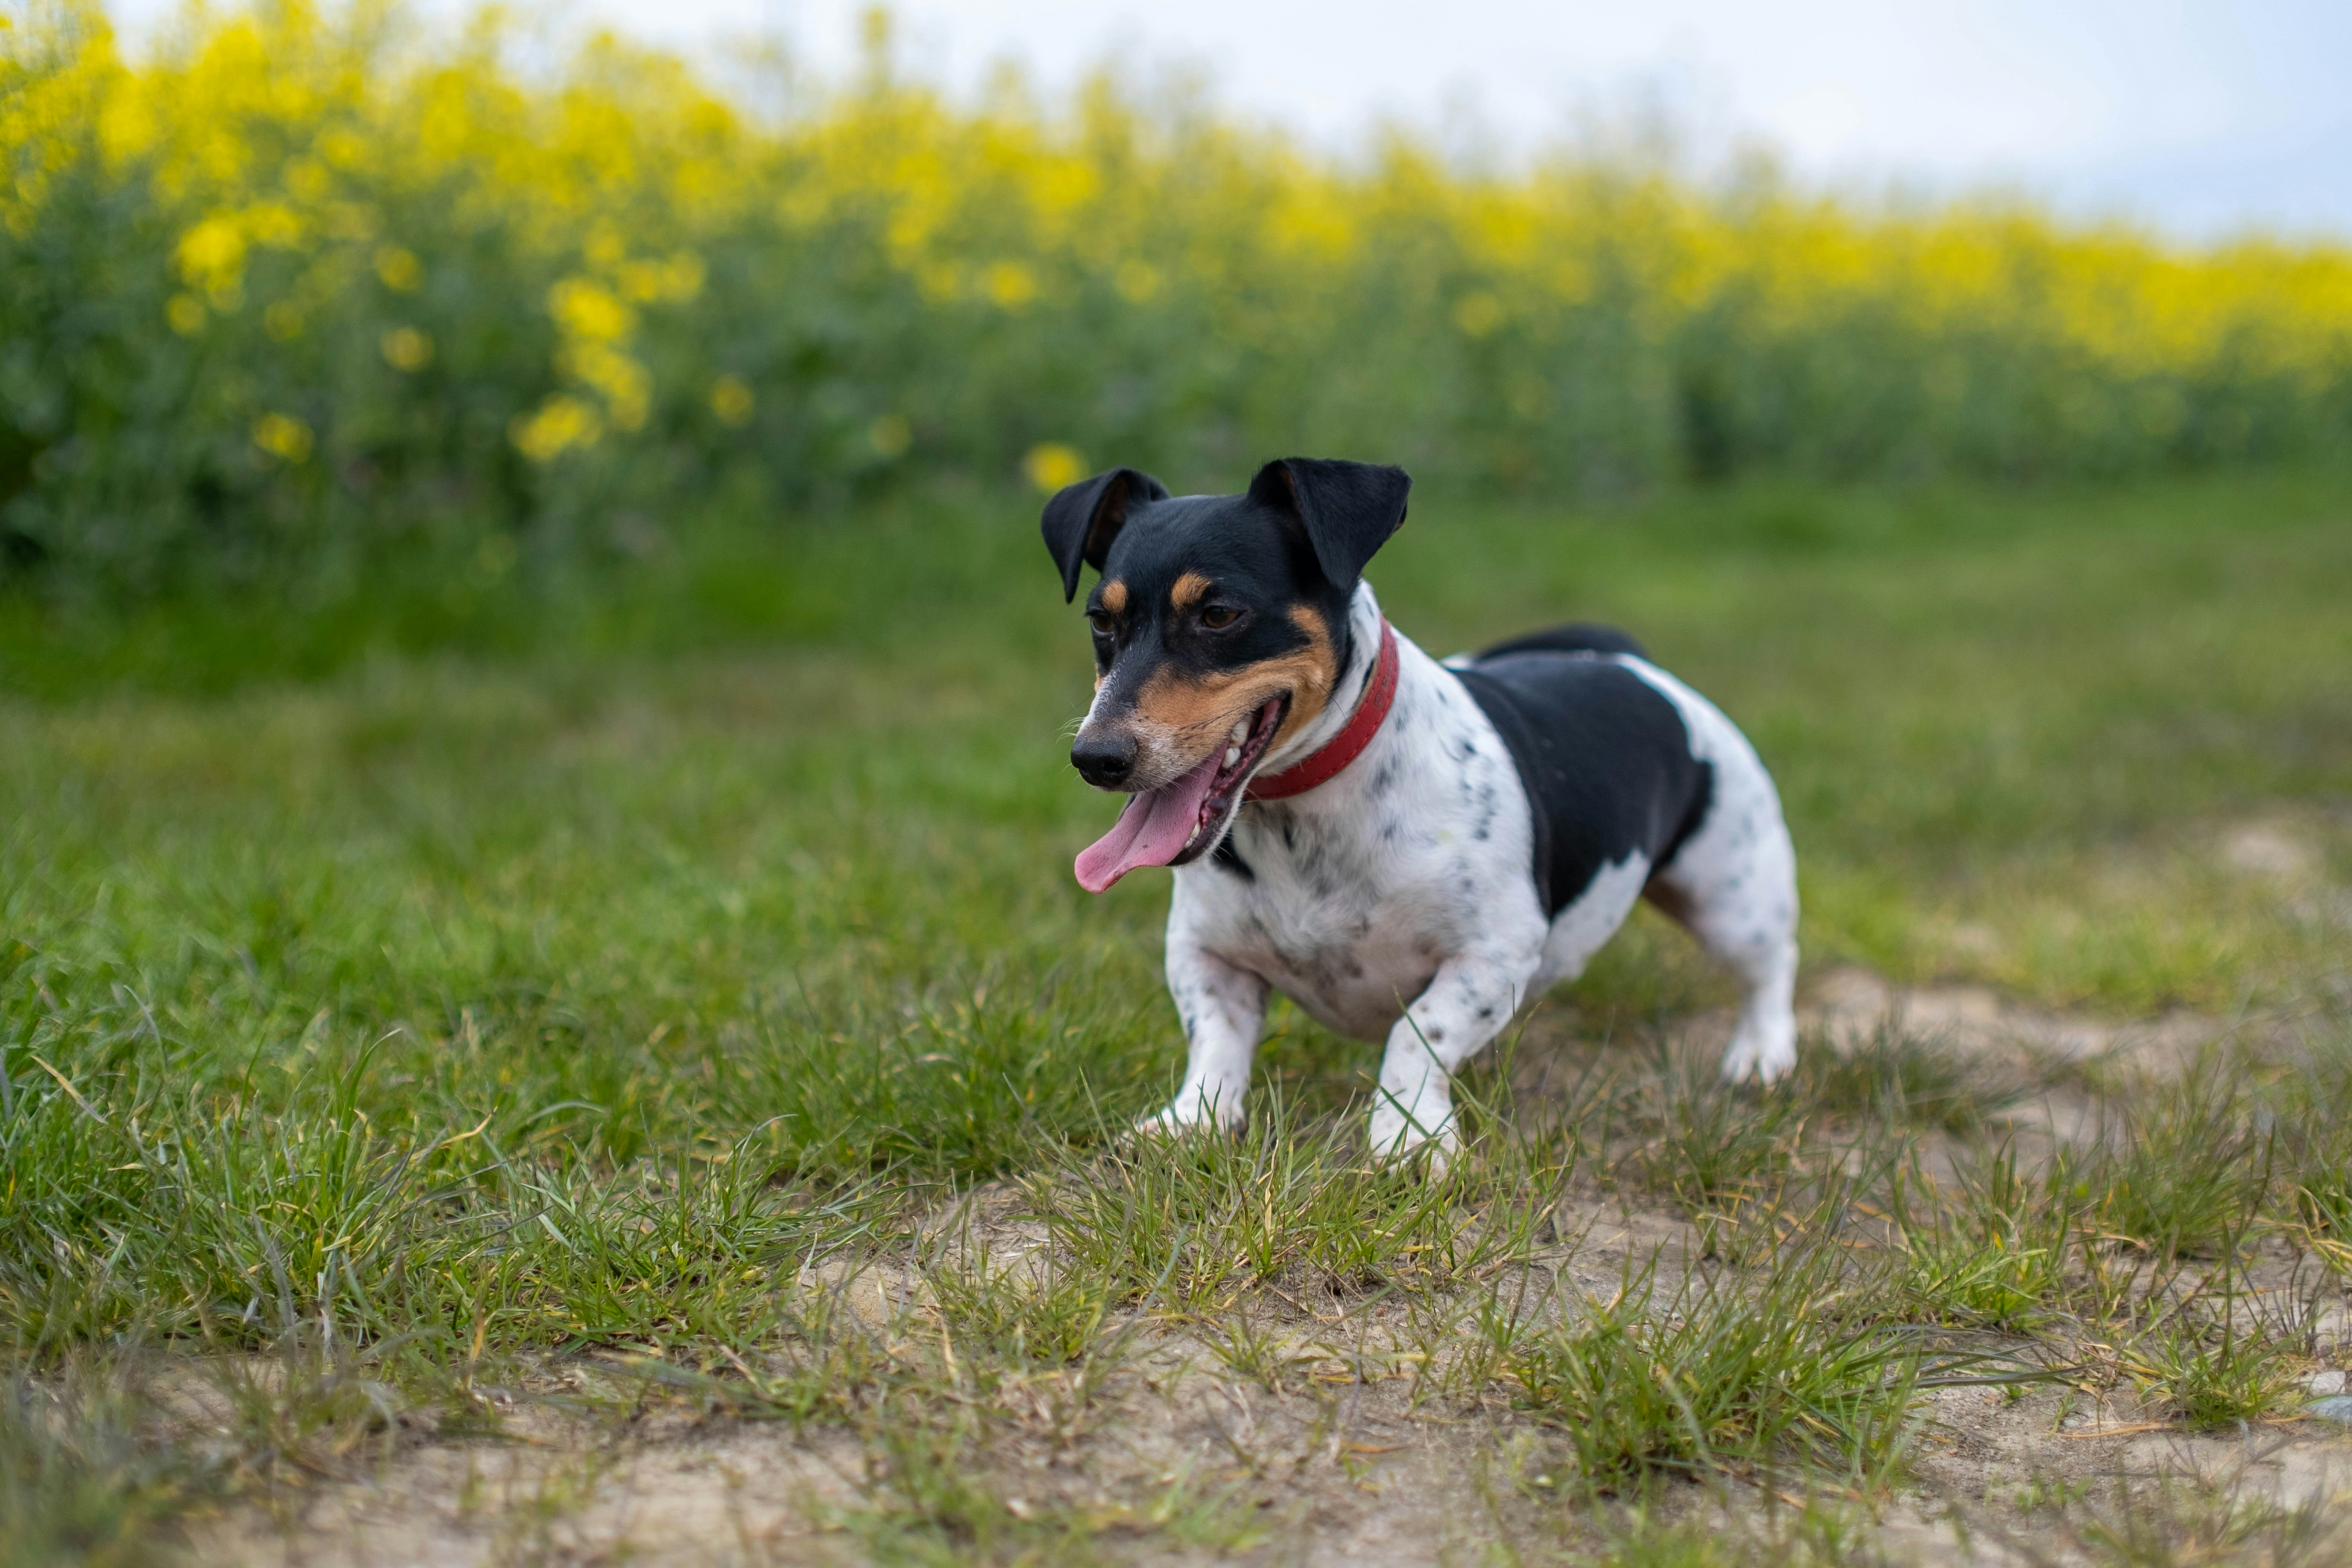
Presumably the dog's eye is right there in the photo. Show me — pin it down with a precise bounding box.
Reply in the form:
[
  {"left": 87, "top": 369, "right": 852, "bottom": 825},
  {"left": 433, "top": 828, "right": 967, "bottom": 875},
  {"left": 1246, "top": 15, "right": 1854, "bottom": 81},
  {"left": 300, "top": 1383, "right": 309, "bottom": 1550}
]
[
  {"left": 1200, "top": 606, "right": 1241, "bottom": 630},
  {"left": 1086, "top": 611, "right": 1114, "bottom": 636}
]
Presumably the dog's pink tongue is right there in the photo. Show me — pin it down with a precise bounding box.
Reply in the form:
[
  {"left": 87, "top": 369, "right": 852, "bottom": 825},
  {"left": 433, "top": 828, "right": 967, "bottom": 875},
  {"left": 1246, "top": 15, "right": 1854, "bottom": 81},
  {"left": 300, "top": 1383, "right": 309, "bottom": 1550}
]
[{"left": 1073, "top": 753, "right": 1222, "bottom": 893}]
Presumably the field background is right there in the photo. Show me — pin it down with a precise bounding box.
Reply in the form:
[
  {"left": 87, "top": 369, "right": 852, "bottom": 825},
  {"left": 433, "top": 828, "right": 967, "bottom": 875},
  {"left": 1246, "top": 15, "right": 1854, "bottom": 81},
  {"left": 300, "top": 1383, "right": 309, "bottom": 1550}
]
[{"left": 6, "top": 3, "right": 2352, "bottom": 1564}]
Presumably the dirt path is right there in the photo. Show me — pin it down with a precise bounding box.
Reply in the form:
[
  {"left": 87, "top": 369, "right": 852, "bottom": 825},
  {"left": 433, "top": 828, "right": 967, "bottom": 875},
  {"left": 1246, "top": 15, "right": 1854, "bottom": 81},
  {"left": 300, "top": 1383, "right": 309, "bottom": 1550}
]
[{"left": 181, "top": 971, "right": 2352, "bottom": 1566}]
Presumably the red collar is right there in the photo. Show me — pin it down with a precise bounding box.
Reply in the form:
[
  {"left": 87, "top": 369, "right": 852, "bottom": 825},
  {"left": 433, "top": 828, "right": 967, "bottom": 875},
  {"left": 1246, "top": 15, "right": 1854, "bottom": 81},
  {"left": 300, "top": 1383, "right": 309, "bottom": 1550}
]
[{"left": 1245, "top": 619, "right": 1400, "bottom": 802}]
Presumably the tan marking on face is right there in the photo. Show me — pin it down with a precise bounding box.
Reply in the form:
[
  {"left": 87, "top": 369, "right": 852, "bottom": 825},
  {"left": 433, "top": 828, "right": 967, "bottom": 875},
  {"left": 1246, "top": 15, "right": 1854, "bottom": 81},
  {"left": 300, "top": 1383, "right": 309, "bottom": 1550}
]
[
  {"left": 1098, "top": 579, "right": 1128, "bottom": 614},
  {"left": 1123, "top": 604, "right": 1341, "bottom": 778},
  {"left": 1170, "top": 572, "right": 1212, "bottom": 609},
  {"left": 1262, "top": 606, "right": 1340, "bottom": 751}
]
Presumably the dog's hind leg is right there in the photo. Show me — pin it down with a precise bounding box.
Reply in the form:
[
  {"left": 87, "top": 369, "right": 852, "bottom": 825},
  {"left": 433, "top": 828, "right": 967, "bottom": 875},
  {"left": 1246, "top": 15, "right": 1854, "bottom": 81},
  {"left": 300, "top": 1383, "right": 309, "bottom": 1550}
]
[{"left": 1645, "top": 743, "right": 1800, "bottom": 1085}]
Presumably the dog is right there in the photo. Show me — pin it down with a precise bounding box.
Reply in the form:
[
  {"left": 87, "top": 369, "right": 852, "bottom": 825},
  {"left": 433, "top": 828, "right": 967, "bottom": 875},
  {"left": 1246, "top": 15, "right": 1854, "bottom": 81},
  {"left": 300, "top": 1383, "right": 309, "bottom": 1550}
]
[{"left": 1044, "top": 457, "right": 1798, "bottom": 1163}]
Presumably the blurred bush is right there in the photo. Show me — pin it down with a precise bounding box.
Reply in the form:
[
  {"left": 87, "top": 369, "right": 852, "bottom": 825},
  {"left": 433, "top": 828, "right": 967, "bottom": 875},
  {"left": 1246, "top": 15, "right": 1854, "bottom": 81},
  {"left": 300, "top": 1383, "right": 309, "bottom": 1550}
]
[{"left": 4, "top": 0, "right": 2350, "bottom": 599}]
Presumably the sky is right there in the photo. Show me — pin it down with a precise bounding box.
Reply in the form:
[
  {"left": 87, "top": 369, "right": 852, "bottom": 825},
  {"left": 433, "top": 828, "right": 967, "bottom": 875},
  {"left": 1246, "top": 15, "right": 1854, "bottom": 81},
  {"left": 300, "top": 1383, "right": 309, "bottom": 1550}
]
[{"left": 108, "top": 0, "right": 2352, "bottom": 241}]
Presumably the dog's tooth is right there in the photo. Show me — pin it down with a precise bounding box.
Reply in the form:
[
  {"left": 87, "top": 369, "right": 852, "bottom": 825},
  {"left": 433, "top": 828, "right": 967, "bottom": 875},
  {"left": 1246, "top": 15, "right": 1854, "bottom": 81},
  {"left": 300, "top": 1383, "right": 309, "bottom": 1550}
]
[
  {"left": 1224, "top": 746, "right": 1241, "bottom": 767},
  {"left": 1230, "top": 721, "right": 1248, "bottom": 743}
]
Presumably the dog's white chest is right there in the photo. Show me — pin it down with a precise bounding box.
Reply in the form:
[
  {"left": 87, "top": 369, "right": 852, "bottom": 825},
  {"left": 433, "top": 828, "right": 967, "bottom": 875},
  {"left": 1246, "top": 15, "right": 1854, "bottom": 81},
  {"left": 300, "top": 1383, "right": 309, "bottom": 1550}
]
[
  {"left": 1167, "top": 650, "right": 1544, "bottom": 1041},
  {"left": 1187, "top": 828, "right": 1449, "bottom": 1038}
]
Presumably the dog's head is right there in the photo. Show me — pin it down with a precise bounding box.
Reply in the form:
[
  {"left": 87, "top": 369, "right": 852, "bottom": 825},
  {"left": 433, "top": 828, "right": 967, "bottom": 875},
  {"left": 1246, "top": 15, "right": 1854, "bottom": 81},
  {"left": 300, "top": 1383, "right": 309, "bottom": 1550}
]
[{"left": 1042, "top": 457, "right": 1410, "bottom": 891}]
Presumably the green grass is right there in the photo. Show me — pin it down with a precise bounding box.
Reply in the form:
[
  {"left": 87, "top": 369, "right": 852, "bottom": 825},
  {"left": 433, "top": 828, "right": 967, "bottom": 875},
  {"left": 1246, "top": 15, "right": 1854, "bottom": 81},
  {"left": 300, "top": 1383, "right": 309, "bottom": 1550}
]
[
  {"left": 1791, "top": 1022, "right": 2030, "bottom": 1134},
  {"left": 2049, "top": 1481, "right": 2346, "bottom": 1568},
  {"left": 0, "top": 1362, "right": 198, "bottom": 1568},
  {"left": 1883, "top": 1142, "right": 2078, "bottom": 1332},
  {"left": 5, "top": 467, "right": 2352, "bottom": 1558},
  {"left": 1499, "top": 1245, "right": 1932, "bottom": 1493},
  {"left": 2088, "top": 1053, "right": 2275, "bottom": 1262}
]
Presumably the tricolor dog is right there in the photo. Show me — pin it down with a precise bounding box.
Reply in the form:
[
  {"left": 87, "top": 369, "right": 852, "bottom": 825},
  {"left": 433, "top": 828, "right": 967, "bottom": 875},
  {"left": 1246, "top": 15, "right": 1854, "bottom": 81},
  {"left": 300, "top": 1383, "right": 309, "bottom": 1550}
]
[{"left": 1046, "top": 458, "right": 1798, "bottom": 1162}]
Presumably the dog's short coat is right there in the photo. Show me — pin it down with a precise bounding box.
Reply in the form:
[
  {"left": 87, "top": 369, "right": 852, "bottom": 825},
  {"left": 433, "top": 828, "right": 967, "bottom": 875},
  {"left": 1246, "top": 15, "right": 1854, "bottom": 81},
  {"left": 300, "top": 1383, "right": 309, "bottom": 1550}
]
[{"left": 1045, "top": 458, "right": 1798, "bottom": 1160}]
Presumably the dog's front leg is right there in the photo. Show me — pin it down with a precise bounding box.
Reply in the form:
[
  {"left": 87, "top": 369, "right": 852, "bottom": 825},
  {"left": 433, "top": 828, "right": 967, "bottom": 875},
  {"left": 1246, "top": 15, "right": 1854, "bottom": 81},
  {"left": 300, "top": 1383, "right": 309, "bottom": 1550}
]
[
  {"left": 1139, "top": 936, "right": 1268, "bottom": 1134},
  {"left": 1367, "top": 946, "right": 1542, "bottom": 1166}
]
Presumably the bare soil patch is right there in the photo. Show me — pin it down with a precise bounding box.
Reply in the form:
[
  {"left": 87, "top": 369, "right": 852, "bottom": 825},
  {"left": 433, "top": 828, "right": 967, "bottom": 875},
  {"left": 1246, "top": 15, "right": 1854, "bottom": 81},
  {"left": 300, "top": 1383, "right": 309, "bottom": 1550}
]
[{"left": 173, "top": 971, "right": 2352, "bottom": 1566}]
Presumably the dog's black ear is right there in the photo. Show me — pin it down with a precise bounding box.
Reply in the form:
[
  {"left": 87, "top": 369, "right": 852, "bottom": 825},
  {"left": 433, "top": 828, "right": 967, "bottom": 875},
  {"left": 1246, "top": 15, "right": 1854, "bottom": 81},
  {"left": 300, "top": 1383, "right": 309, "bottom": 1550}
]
[
  {"left": 1247, "top": 458, "right": 1410, "bottom": 590},
  {"left": 1041, "top": 468, "right": 1169, "bottom": 603}
]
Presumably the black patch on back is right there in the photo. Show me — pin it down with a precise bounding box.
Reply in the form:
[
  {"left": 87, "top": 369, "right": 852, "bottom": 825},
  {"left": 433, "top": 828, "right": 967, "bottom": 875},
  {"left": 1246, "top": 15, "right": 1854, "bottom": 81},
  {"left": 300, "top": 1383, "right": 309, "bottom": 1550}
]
[
  {"left": 1449, "top": 652, "right": 1712, "bottom": 916},
  {"left": 1474, "top": 622, "right": 1648, "bottom": 662}
]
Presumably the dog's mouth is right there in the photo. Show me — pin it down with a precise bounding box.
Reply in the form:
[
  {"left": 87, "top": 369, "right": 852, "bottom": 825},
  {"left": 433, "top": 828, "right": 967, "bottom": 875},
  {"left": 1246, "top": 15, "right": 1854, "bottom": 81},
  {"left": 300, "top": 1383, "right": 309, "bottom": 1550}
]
[{"left": 1073, "top": 697, "right": 1287, "bottom": 893}]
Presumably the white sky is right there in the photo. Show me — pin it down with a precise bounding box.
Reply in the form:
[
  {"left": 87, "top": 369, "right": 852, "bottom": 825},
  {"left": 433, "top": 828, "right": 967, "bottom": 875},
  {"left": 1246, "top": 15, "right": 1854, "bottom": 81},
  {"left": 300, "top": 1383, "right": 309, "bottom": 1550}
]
[{"left": 106, "top": 0, "right": 2352, "bottom": 240}]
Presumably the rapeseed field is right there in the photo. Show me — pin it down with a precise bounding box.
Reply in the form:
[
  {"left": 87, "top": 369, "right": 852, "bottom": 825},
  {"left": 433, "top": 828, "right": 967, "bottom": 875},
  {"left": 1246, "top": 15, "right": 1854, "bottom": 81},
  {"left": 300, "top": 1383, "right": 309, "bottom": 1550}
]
[{"left": 4, "top": 0, "right": 2350, "bottom": 596}]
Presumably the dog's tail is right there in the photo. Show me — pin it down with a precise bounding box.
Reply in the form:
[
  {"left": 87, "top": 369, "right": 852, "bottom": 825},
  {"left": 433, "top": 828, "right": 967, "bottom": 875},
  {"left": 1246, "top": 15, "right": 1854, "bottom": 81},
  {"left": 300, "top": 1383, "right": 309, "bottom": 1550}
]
[{"left": 1470, "top": 621, "right": 1648, "bottom": 663}]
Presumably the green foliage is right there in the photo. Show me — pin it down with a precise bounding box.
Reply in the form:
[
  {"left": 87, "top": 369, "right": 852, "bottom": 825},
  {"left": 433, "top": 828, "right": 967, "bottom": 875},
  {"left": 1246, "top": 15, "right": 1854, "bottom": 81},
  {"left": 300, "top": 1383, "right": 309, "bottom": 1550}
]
[
  {"left": 0, "top": 1363, "right": 193, "bottom": 1568},
  {"left": 2089, "top": 1054, "right": 2273, "bottom": 1261},
  {"left": 2269, "top": 1025, "right": 2352, "bottom": 1274},
  {"left": 2061, "top": 1483, "right": 2345, "bottom": 1568},
  {"left": 1029, "top": 1087, "right": 1568, "bottom": 1317},
  {"left": 1793, "top": 1022, "right": 2029, "bottom": 1133},
  {"left": 2125, "top": 1313, "right": 2301, "bottom": 1432},
  {"left": 923, "top": 1225, "right": 1120, "bottom": 1371},
  {"left": 1582, "top": 1504, "right": 1890, "bottom": 1568},
  {"left": 1621, "top": 1053, "right": 1805, "bottom": 1222},
  {"left": 6, "top": 3, "right": 2352, "bottom": 599},
  {"left": 1499, "top": 1245, "right": 1965, "bottom": 1492},
  {"left": 1885, "top": 1142, "right": 2076, "bottom": 1332}
]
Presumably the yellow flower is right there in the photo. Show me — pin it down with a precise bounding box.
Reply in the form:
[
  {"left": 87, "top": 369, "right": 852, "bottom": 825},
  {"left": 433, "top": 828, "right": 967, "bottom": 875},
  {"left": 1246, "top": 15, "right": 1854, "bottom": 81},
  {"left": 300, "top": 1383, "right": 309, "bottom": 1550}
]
[
  {"left": 374, "top": 245, "right": 423, "bottom": 292},
  {"left": 548, "top": 277, "right": 634, "bottom": 341},
  {"left": 561, "top": 340, "right": 651, "bottom": 429},
  {"left": 175, "top": 215, "right": 246, "bottom": 294},
  {"left": 621, "top": 253, "right": 706, "bottom": 303},
  {"left": 381, "top": 326, "right": 434, "bottom": 371},
  {"left": 983, "top": 260, "right": 1037, "bottom": 311},
  {"left": 8, "top": 0, "right": 2352, "bottom": 519},
  {"left": 510, "top": 396, "right": 603, "bottom": 462},
  {"left": 1023, "top": 442, "right": 1086, "bottom": 493},
  {"left": 708, "top": 375, "right": 755, "bottom": 426},
  {"left": 251, "top": 413, "right": 313, "bottom": 463},
  {"left": 618, "top": 260, "right": 666, "bottom": 303}
]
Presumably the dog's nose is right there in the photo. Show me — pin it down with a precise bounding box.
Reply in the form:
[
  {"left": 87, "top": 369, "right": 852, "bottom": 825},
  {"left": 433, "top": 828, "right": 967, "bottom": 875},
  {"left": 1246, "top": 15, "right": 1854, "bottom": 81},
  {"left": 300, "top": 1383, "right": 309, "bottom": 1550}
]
[{"left": 1071, "top": 736, "right": 1136, "bottom": 789}]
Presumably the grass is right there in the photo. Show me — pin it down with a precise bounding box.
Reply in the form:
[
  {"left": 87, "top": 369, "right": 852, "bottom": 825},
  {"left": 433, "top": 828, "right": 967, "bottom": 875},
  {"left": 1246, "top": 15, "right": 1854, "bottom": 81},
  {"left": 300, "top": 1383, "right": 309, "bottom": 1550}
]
[
  {"left": 1573, "top": 1504, "right": 1893, "bottom": 1568},
  {"left": 1884, "top": 1142, "right": 2078, "bottom": 1332},
  {"left": 2067, "top": 1050, "right": 2275, "bottom": 1262},
  {"left": 4, "top": 467, "right": 2352, "bottom": 1559},
  {"left": 1028, "top": 1083, "right": 1570, "bottom": 1315},
  {"left": 1499, "top": 1246, "right": 1932, "bottom": 1494},
  {"left": 1791, "top": 1022, "right": 2030, "bottom": 1135},
  {"left": 0, "top": 1362, "right": 199, "bottom": 1568},
  {"left": 2042, "top": 1480, "right": 2346, "bottom": 1568}
]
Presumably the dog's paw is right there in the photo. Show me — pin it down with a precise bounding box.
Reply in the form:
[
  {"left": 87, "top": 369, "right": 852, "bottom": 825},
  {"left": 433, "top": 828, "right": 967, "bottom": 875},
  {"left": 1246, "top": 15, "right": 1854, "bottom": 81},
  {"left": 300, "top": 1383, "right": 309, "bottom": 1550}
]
[
  {"left": 1130, "top": 1090, "right": 1246, "bottom": 1144},
  {"left": 1367, "top": 1097, "right": 1457, "bottom": 1175},
  {"left": 1718, "top": 1030, "right": 1797, "bottom": 1086}
]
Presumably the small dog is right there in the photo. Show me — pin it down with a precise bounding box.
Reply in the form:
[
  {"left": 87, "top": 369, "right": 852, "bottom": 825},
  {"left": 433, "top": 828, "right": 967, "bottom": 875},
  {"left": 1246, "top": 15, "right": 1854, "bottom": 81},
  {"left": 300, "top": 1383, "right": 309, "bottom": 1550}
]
[{"left": 1044, "top": 458, "right": 1798, "bottom": 1162}]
